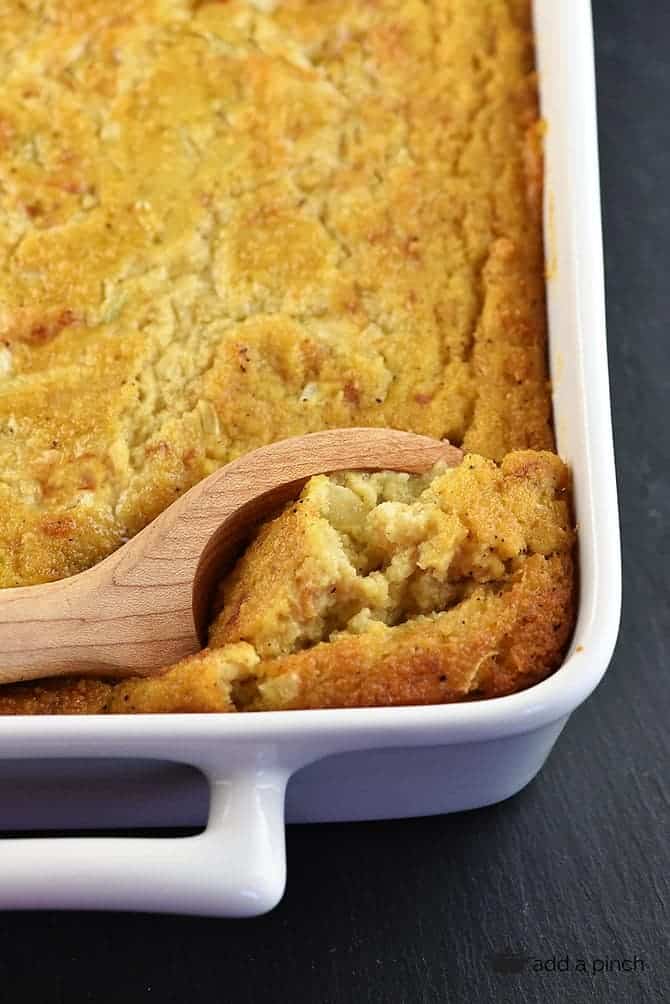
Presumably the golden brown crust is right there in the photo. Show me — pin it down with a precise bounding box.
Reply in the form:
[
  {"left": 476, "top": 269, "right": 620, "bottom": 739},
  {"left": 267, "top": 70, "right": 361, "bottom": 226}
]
[
  {"left": 249, "top": 553, "right": 575, "bottom": 709},
  {"left": 209, "top": 493, "right": 331, "bottom": 658},
  {"left": 0, "top": 678, "right": 112, "bottom": 715},
  {"left": 0, "top": 0, "right": 549, "bottom": 591},
  {"left": 0, "top": 2, "right": 568, "bottom": 714},
  {"left": 106, "top": 646, "right": 258, "bottom": 715}
]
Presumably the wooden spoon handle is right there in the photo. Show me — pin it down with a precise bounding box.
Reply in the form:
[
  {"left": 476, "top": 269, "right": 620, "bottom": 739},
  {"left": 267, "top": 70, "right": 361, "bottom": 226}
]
[{"left": 0, "top": 429, "right": 462, "bottom": 684}]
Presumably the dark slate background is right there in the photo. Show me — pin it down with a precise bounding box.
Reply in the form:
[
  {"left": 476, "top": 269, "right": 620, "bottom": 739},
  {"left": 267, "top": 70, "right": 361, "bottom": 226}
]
[{"left": 0, "top": 3, "right": 667, "bottom": 1002}]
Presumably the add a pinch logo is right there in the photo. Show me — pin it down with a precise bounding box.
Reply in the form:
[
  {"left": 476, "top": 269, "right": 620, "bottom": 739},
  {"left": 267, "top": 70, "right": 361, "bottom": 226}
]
[
  {"left": 490, "top": 950, "right": 646, "bottom": 977},
  {"left": 491, "top": 946, "right": 531, "bottom": 974}
]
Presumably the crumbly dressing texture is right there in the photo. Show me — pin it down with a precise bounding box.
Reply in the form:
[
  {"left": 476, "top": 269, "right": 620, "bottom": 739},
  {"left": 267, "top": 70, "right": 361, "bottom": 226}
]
[
  {"left": 0, "top": 453, "right": 575, "bottom": 713},
  {"left": 0, "top": 1, "right": 571, "bottom": 713}
]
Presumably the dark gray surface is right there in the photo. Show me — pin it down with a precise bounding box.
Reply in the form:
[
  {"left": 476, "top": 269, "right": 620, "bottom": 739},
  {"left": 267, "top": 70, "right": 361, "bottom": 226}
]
[{"left": 0, "top": 3, "right": 668, "bottom": 1002}]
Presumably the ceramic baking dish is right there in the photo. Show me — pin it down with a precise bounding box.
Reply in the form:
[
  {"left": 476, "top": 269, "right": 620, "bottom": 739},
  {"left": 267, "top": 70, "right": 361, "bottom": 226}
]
[{"left": 0, "top": 0, "right": 620, "bottom": 916}]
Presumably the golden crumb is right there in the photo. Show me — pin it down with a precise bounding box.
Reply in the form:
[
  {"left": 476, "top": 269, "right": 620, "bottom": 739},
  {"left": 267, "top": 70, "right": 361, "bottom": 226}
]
[
  {"left": 106, "top": 452, "right": 575, "bottom": 713},
  {"left": 0, "top": 678, "right": 112, "bottom": 715}
]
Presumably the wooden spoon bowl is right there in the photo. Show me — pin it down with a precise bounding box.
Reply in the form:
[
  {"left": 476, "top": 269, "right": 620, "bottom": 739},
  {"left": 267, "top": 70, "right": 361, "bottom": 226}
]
[{"left": 0, "top": 429, "right": 463, "bottom": 685}]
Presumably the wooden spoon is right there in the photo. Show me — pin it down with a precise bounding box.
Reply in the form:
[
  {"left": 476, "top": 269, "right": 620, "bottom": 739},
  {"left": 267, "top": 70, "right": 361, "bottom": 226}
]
[{"left": 0, "top": 429, "right": 462, "bottom": 685}]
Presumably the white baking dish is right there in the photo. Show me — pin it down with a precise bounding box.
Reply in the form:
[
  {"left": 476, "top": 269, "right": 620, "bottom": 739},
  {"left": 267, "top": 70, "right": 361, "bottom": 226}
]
[{"left": 0, "top": 0, "right": 620, "bottom": 916}]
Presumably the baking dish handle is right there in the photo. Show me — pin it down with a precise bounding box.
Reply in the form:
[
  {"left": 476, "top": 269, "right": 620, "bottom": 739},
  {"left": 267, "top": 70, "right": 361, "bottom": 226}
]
[{"left": 0, "top": 765, "right": 290, "bottom": 917}]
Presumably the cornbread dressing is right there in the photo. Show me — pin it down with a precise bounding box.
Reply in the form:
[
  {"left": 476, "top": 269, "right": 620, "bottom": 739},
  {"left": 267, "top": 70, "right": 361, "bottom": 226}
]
[{"left": 0, "top": 0, "right": 574, "bottom": 714}]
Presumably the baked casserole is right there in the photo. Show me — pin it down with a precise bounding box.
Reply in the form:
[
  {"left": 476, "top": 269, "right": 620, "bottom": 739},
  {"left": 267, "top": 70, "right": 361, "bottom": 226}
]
[{"left": 0, "top": 0, "right": 575, "bottom": 713}]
